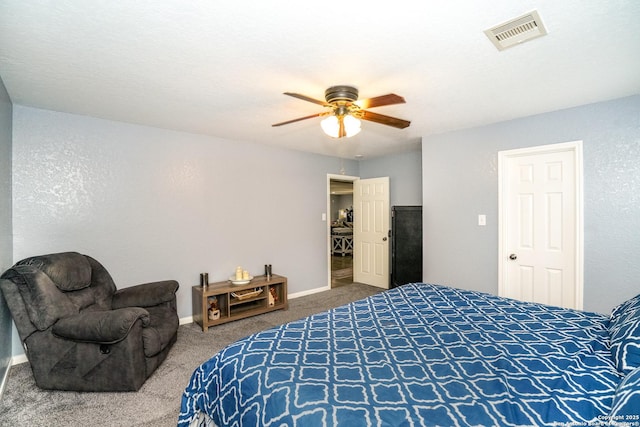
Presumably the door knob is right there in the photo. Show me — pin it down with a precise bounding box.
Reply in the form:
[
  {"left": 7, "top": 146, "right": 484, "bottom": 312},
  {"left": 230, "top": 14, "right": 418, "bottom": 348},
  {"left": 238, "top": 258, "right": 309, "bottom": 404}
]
[
  {"left": 509, "top": 254, "right": 517, "bottom": 260},
  {"left": 382, "top": 237, "right": 387, "bottom": 241}
]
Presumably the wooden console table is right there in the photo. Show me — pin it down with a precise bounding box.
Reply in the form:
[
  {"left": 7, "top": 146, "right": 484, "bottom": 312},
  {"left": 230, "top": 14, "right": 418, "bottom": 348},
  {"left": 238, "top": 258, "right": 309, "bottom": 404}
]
[{"left": 192, "top": 274, "right": 288, "bottom": 332}]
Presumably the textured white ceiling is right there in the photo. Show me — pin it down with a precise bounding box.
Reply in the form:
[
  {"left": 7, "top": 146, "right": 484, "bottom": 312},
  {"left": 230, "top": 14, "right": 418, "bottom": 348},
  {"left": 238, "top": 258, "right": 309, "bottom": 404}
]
[{"left": 1, "top": 1, "right": 639, "bottom": 159}]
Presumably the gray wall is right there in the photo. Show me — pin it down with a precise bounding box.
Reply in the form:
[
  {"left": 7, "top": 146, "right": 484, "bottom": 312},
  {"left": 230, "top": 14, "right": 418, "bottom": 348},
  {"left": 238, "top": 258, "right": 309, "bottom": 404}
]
[
  {"left": 422, "top": 95, "right": 640, "bottom": 314},
  {"left": 11, "top": 105, "right": 359, "bottom": 355},
  {"left": 360, "top": 148, "right": 423, "bottom": 207},
  {"left": 0, "top": 77, "right": 13, "bottom": 389}
]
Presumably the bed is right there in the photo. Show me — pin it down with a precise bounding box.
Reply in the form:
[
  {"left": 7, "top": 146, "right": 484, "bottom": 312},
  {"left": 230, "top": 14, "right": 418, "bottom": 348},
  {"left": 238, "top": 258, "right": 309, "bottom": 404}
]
[{"left": 178, "top": 283, "right": 640, "bottom": 426}]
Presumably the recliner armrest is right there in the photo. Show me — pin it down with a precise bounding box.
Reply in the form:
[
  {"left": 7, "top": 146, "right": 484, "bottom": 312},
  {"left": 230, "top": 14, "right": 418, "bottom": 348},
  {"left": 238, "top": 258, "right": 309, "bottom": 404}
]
[
  {"left": 52, "top": 308, "right": 149, "bottom": 344},
  {"left": 111, "top": 280, "right": 179, "bottom": 309}
]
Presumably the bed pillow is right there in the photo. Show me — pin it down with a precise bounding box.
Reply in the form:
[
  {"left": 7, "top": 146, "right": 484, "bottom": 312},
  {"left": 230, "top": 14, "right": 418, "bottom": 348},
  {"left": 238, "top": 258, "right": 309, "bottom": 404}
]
[
  {"left": 609, "top": 298, "right": 640, "bottom": 374},
  {"left": 611, "top": 293, "right": 640, "bottom": 324},
  {"left": 609, "top": 366, "right": 640, "bottom": 417}
]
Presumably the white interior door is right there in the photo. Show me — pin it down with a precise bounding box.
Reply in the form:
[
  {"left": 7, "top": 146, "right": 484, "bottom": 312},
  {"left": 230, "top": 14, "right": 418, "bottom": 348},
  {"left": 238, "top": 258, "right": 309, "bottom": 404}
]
[
  {"left": 353, "top": 177, "right": 390, "bottom": 289},
  {"left": 499, "top": 141, "right": 583, "bottom": 309}
]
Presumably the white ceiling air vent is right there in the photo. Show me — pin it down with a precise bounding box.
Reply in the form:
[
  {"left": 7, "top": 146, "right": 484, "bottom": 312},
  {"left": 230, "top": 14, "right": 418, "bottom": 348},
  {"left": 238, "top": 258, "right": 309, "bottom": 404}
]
[{"left": 484, "top": 10, "right": 548, "bottom": 51}]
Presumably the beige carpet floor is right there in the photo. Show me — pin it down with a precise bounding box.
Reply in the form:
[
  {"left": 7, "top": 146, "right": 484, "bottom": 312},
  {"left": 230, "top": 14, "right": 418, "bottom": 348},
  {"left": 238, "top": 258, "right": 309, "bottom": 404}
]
[{"left": 0, "top": 282, "right": 381, "bottom": 426}]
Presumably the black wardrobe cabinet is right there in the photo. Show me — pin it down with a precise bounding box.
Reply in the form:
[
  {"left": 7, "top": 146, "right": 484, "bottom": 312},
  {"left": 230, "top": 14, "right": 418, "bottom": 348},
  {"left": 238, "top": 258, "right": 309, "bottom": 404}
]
[{"left": 390, "top": 206, "right": 423, "bottom": 288}]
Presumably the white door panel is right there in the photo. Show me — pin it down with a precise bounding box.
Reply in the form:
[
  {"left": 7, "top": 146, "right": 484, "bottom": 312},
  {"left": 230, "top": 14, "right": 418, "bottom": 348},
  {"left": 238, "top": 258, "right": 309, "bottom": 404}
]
[
  {"left": 499, "top": 142, "right": 583, "bottom": 309},
  {"left": 354, "top": 177, "right": 389, "bottom": 289}
]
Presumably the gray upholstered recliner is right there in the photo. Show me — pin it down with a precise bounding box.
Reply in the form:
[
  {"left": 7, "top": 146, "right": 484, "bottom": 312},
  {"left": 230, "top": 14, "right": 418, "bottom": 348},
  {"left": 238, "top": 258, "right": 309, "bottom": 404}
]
[{"left": 0, "top": 252, "right": 179, "bottom": 391}]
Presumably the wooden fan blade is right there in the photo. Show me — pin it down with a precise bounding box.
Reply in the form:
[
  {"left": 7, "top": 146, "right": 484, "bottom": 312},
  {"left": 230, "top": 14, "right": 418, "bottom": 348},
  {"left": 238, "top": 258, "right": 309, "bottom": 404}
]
[
  {"left": 355, "top": 94, "right": 405, "bottom": 109},
  {"left": 360, "top": 110, "right": 411, "bottom": 129},
  {"left": 283, "top": 92, "right": 328, "bottom": 106},
  {"left": 272, "top": 113, "right": 323, "bottom": 127}
]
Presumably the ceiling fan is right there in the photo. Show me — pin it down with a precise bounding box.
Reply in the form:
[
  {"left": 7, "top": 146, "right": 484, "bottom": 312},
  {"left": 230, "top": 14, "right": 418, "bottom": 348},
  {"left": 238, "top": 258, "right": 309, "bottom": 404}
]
[{"left": 272, "top": 85, "right": 410, "bottom": 138}]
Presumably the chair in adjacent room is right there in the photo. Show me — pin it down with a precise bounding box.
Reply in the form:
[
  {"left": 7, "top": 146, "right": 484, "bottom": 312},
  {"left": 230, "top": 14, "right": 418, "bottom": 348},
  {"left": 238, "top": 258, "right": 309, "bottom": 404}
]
[{"left": 0, "top": 251, "right": 179, "bottom": 391}]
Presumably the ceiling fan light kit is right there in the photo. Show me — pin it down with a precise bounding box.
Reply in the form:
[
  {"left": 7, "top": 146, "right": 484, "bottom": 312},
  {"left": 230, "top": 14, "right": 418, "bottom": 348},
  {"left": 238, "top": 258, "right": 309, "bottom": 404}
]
[
  {"left": 321, "top": 114, "right": 362, "bottom": 138},
  {"left": 273, "top": 85, "right": 410, "bottom": 139},
  {"left": 324, "top": 85, "right": 359, "bottom": 104}
]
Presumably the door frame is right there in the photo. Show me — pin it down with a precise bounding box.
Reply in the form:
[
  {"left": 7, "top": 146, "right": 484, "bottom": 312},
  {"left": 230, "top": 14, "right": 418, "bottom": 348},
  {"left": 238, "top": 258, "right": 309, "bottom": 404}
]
[
  {"left": 327, "top": 174, "right": 359, "bottom": 289},
  {"left": 498, "top": 140, "right": 584, "bottom": 309}
]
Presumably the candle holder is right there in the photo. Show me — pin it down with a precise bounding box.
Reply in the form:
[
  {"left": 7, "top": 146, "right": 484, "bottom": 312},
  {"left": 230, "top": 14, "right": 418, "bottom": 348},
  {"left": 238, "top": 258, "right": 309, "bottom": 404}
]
[{"left": 200, "top": 273, "right": 209, "bottom": 287}]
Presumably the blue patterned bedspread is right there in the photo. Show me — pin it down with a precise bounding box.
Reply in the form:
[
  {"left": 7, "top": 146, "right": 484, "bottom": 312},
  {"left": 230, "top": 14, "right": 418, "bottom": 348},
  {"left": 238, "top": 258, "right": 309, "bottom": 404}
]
[{"left": 178, "top": 283, "right": 621, "bottom": 426}]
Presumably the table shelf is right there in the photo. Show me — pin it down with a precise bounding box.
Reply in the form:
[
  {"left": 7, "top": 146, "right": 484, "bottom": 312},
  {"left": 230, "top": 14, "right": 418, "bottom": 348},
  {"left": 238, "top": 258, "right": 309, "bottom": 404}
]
[{"left": 192, "top": 274, "right": 288, "bottom": 331}]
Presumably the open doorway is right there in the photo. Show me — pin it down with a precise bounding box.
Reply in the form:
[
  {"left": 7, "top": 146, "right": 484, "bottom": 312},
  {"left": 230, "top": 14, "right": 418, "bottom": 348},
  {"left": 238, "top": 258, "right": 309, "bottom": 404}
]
[{"left": 327, "top": 175, "right": 357, "bottom": 288}]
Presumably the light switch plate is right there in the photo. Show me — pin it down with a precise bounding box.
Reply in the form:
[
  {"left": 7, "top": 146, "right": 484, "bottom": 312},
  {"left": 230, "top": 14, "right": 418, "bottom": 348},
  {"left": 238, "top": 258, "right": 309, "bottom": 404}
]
[{"left": 478, "top": 214, "right": 486, "bottom": 226}]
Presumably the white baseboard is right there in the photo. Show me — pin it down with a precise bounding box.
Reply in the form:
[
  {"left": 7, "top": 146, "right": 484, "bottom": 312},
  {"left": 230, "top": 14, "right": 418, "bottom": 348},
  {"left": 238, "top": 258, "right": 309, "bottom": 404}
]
[
  {"left": 0, "top": 361, "right": 10, "bottom": 398},
  {"left": 288, "top": 285, "right": 330, "bottom": 300},
  {"left": 10, "top": 354, "right": 28, "bottom": 367},
  {"left": 179, "top": 316, "right": 193, "bottom": 325}
]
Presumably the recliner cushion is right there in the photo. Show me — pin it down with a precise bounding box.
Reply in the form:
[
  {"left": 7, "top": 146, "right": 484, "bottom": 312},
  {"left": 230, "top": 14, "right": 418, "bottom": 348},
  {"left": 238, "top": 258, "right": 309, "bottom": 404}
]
[
  {"left": 53, "top": 307, "right": 150, "bottom": 344},
  {"left": 65, "top": 286, "right": 97, "bottom": 311},
  {"left": 18, "top": 252, "right": 92, "bottom": 291},
  {"left": 2, "top": 265, "right": 78, "bottom": 330},
  {"left": 142, "top": 305, "right": 179, "bottom": 357}
]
